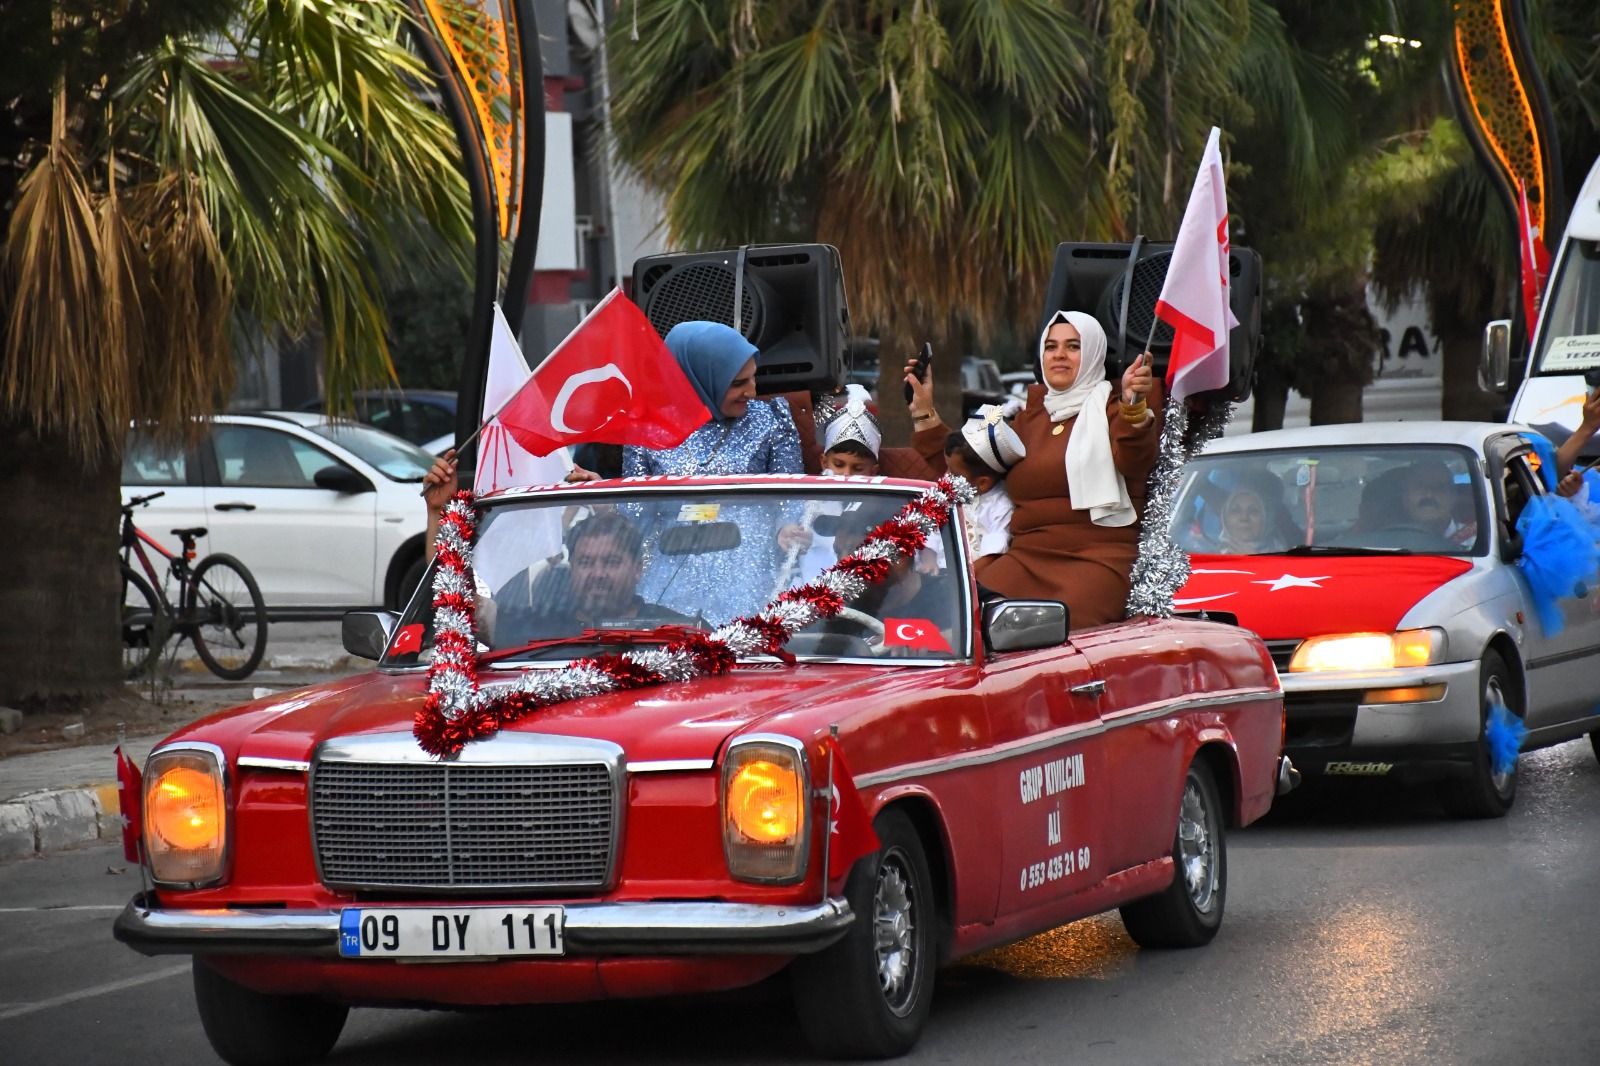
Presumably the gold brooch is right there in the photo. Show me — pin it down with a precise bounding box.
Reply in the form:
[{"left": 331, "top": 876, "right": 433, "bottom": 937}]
[{"left": 1052, "top": 424, "right": 1065, "bottom": 436}]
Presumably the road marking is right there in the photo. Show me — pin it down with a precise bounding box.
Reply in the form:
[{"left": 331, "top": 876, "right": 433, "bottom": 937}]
[
  {"left": 0, "top": 963, "right": 189, "bottom": 1021},
  {"left": 0, "top": 905, "right": 126, "bottom": 913}
]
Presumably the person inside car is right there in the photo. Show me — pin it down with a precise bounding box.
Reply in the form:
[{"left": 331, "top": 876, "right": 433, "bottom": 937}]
[
  {"left": 492, "top": 511, "right": 696, "bottom": 646},
  {"left": 821, "top": 504, "right": 954, "bottom": 639}
]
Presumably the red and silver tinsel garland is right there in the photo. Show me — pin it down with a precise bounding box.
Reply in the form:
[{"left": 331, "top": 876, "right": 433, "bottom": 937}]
[{"left": 414, "top": 476, "right": 976, "bottom": 757}]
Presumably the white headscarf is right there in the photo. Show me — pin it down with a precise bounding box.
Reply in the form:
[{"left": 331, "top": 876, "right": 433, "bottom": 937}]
[{"left": 1038, "top": 310, "right": 1136, "bottom": 527}]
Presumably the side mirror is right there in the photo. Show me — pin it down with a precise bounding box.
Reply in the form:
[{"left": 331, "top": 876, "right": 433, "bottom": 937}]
[
  {"left": 982, "top": 599, "right": 1068, "bottom": 653},
  {"left": 314, "top": 464, "right": 374, "bottom": 494},
  {"left": 1479, "top": 319, "right": 1512, "bottom": 392},
  {"left": 342, "top": 610, "right": 398, "bottom": 660}
]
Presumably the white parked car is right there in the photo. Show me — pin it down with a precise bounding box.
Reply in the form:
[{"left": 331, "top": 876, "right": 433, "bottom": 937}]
[
  {"left": 121, "top": 413, "right": 434, "bottom": 613},
  {"left": 1172, "top": 422, "right": 1600, "bottom": 817}
]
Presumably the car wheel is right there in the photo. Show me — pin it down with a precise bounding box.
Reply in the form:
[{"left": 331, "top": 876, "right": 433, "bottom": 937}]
[
  {"left": 1119, "top": 758, "right": 1227, "bottom": 949},
  {"left": 393, "top": 554, "right": 428, "bottom": 612},
  {"left": 192, "top": 959, "right": 346, "bottom": 1066},
  {"left": 1437, "top": 650, "right": 1518, "bottom": 819},
  {"left": 792, "top": 808, "right": 936, "bottom": 1059}
]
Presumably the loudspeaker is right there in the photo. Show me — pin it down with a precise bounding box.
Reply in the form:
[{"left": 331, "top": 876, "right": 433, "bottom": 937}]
[
  {"left": 1037, "top": 241, "right": 1262, "bottom": 402},
  {"left": 632, "top": 244, "right": 849, "bottom": 396}
]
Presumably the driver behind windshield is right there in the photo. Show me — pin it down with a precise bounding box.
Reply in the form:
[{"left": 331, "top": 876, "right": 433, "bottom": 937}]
[
  {"left": 493, "top": 512, "right": 694, "bottom": 646},
  {"left": 823, "top": 505, "right": 954, "bottom": 637}
]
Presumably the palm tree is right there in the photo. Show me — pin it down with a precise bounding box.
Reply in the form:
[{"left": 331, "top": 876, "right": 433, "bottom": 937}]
[
  {"left": 1371, "top": 0, "right": 1600, "bottom": 421},
  {"left": 0, "top": 0, "right": 470, "bottom": 704},
  {"left": 609, "top": 0, "right": 1255, "bottom": 440}
]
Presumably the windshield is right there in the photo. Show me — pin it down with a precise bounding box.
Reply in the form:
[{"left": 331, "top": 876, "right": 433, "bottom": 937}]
[
  {"left": 307, "top": 422, "right": 433, "bottom": 481},
  {"left": 1532, "top": 238, "right": 1600, "bottom": 376},
  {"left": 384, "top": 486, "right": 969, "bottom": 667},
  {"left": 1171, "top": 445, "right": 1486, "bottom": 557}
]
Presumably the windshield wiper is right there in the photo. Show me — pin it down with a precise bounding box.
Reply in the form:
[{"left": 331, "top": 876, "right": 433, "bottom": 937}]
[
  {"left": 481, "top": 626, "right": 703, "bottom": 664},
  {"left": 1268, "top": 544, "right": 1414, "bottom": 557}
]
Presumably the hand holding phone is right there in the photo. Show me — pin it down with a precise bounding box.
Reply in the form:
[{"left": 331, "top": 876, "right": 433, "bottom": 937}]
[{"left": 903, "top": 342, "right": 932, "bottom": 406}]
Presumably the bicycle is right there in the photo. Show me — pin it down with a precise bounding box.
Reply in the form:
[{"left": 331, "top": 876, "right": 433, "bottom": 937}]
[{"left": 120, "top": 491, "right": 269, "bottom": 681}]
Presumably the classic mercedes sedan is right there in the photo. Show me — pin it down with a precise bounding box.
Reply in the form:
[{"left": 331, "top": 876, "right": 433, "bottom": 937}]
[
  {"left": 115, "top": 475, "right": 1287, "bottom": 1063},
  {"left": 1173, "top": 422, "right": 1600, "bottom": 818}
]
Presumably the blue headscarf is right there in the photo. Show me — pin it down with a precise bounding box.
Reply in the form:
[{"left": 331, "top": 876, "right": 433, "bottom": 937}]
[{"left": 664, "top": 321, "right": 759, "bottom": 422}]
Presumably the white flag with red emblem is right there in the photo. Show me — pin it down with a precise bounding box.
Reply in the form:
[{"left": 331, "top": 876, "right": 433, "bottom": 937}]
[
  {"left": 1155, "top": 126, "right": 1238, "bottom": 402},
  {"left": 495, "top": 288, "right": 711, "bottom": 458},
  {"left": 474, "top": 305, "right": 572, "bottom": 494}
]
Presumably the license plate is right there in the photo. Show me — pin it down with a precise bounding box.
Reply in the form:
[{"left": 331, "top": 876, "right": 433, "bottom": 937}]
[{"left": 338, "top": 906, "right": 565, "bottom": 959}]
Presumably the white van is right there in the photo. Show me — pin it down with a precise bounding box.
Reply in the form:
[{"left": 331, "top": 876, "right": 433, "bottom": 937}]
[{"left": 1486, "top": 156, "right": 1600, "bottom": 457}]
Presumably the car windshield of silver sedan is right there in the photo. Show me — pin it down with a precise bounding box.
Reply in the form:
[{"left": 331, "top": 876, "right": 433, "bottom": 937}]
[
  {"left": 384, "top": 487, "right": 967, "bottom": 666},
  {"left": 306, "top": 422, "right": 433, "bottom": 481},
  {"left": 1171, "top": 445, "right": 1486, "bottom": 557}
]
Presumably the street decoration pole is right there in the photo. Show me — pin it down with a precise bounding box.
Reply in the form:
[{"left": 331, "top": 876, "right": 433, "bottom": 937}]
[{"left": 405, "top": 0, "right": 545, "bottom": 476}]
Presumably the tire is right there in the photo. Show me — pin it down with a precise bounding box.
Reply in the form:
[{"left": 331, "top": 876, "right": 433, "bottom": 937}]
[
  {"left": 393, "top": 553, "right": 428, "bottom": 612},
  {"left": 792, "top": 808, "right": 937, "bottom": 1059},
  {"left": 1120, "top": 758, "right": 1227, "bottom": 949},
  {"left": 1438, "top": 650, "right": 1518, "bottom": 819},
  {"left": 120, "top": 563, "right": 169, "bottom": 679},
  {"left": 186, "top": 553, "right": 268, "bottom": 681},
  {"left": 192, "top": 959, "right": 347, "bottom": 1066}
]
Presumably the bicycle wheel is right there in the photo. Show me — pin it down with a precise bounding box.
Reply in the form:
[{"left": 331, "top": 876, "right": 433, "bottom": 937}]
[
  {"left": 121, "top": 563, "right": 170, "bottom": 679},
  {"left": 184, "top": 554, "right": 268, "bottom": 680}
]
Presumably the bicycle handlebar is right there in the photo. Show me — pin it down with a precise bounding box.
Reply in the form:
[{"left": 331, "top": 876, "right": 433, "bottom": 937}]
[{"left": 122, "top": 491, "right": 167, "bottom": 512}]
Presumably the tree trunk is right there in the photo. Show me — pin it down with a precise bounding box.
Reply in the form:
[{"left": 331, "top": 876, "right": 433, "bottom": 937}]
[
  {"left": 1440, "top": 327, "right": 1504, "bottom": 421},
  {"left": 1309, "top": 381, "right": 1364, "bottom": 425},
  {"left": 1251, "top": 376, "right": 1289, "bottom": 432},
  {"left": 0, "top": 416, "right": 123, "bottom": 707},
  {"left": 876, "top": 320, "right": 964, "bottom": 449}
]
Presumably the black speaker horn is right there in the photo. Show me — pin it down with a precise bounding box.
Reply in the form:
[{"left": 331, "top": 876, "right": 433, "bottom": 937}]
[
  {"left": 632, "top": 243, "right": 850, "bottom": 396},
  {"left": 1037, "top": 240, "right": 1262, "bottom": 403}
]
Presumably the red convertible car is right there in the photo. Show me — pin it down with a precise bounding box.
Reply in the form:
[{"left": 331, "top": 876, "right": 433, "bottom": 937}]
[{"left": 115, "top": 476, "right": 1290, "bottom": 1062}]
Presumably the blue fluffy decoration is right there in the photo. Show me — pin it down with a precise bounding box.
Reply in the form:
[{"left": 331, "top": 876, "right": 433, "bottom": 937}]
[
  {"left": 1518, "top": 431, "right": 1561, "bottom": 491},
  {"left": 1484, "top": 699, "right": 1528, "bottom": 778},
  {"left": 1515, "top": 494, "right": 1600, "bottom": 636}
]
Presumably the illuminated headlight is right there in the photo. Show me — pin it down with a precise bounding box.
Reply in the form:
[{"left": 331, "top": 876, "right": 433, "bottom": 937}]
[
  {"left": 722, "top": 737, "right": 809, "bottom": 884},
  {"left": 143, "top": 747, "right": 228, "bottom": 886},
  {"left": 1288, "top": 629, "right": 1446, "bottom": 673}
]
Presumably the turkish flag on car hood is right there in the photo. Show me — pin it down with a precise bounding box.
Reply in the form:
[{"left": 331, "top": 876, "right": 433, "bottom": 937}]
[
  {"left": 496, "top": 288, "right": 712, "bottom": 457},
  {"left": 1177, "top": 554, "right": 1474, "bottom": 639}
]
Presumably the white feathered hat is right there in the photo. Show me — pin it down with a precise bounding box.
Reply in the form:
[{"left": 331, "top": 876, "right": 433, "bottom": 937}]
[
  {"left": 960, "top": 403, "right": 1026, "bottom": 475},
  {"left": 819, "top": 384, "right": 881, "bottom": 456}
]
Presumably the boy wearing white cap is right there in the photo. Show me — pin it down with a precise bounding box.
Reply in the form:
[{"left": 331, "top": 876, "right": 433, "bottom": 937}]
[
  {"left": 944, "top": 404, "right": 1026, "bottom": 558},
  {"left": 794, "top": 386, "right": 883, "bottom": 582}
]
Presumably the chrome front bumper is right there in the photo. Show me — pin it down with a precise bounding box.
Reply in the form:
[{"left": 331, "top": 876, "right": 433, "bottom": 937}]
[{"left": 114, "top": 895, "right": 854, "bottom": 958}]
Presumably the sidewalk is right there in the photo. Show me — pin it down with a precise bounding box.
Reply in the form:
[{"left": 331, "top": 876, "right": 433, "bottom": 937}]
[{"left": 0, "top": 623, "right": 364, "bottom": 861}]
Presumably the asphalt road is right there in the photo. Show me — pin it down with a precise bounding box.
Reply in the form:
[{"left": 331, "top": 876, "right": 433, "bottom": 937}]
[{"left": 3, "top": 739, "right": 1598, "bottom": 1065}]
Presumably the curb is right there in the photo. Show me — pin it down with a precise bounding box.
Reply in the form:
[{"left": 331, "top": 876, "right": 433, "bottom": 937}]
[{"left": 0, "top": 783, "right": 122, "bottom": 861}]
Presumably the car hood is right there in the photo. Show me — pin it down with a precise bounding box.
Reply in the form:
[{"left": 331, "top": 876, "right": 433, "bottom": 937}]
[
  {"left": 166, "top": 665, "right": 909, "bottom": 767},
  {"left": 1176, "top": 553, "right": 1475, "bottom": 639}
]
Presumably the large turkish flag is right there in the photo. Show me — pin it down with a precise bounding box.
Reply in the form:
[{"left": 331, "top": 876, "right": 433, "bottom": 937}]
[{"left": 496, "top": 289, "right": 711, "bottom": 457}]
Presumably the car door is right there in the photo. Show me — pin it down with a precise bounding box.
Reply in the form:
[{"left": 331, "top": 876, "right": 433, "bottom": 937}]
[
  {"left": 121, "top": 432, "right": 209, "bottom": 589},
  {"left": 1490, "top": 439, "right": 1600, "bottom": 726},
  {"left": 978, "top": 639, "right": 1109, "bottom": 917},
  {"left": 203, "top": 423, "right": 378, "bottom": 606}
]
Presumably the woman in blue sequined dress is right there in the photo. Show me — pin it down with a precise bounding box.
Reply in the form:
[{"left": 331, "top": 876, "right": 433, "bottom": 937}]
[{"left": 621, "top": 321, "right": 804, "bottom": 623}]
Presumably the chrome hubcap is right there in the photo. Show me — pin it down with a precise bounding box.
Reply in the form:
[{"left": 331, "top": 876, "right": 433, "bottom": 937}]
[
  {"left": 874, "top": 853, "right": 917, "bottom": 1014},
  {"left": 1177, "top": 779, "right": 1218, "bottom": 914}
]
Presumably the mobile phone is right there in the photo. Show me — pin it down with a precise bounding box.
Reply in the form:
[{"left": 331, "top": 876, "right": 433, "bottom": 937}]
[{"left": 904, "top": 342, "right": 932, "bottom": 405}]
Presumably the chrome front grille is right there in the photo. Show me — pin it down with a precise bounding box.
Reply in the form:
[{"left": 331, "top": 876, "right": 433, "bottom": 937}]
[{"left": 311, "top": 759, "right": 618, "bottom": 892}]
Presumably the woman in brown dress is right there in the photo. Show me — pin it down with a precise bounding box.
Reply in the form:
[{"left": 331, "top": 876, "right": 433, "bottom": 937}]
[{"left": 907, "top": 311, "right": 1159, "bottom": 627}]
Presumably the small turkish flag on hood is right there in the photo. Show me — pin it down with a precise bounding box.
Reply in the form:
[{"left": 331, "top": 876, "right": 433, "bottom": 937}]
[
  {"left": 825, "top": 736, "right": 879, "bottom": 881},
  {"left": 388, "top": 623, "right": 424, "bottom": 656},
  {"left": 115, "top": 745, "right": 143, "bottom": 864},
  {"left": 883, "top": 618, "right": 954, "bottom": 653},
  {"left": 495, "top": 289, "right": 711, "bottom": 458}
]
